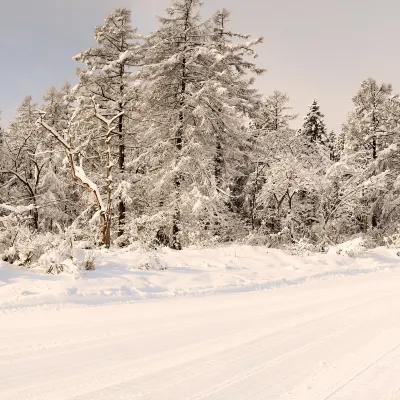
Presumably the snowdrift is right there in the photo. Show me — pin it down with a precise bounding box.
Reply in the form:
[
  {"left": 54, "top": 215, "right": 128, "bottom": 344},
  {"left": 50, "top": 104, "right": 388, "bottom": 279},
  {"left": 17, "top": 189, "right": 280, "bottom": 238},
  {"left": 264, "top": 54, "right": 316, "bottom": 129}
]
[{"left": 1, "top": 243, "right": 399, "bottom": 312}]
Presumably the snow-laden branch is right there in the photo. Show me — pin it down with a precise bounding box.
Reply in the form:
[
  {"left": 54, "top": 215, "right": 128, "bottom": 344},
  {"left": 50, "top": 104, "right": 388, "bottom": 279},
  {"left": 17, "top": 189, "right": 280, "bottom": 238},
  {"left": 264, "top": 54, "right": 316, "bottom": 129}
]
[
  {"left": 0, "top": 203, "right": 35, "bottom": 214},
  {"left": 36, "top": 117, "right": 71, "bottom": 151},
  {"left": 36, "top": 111, "right": 106, "bottom": 216}
]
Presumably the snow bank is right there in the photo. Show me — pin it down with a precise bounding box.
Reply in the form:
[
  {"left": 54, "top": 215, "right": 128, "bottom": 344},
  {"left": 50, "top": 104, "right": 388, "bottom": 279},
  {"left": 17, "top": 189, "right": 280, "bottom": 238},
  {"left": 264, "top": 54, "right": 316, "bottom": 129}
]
[{"left": 1, "top": 244, "right": 399, "bottom": 312}]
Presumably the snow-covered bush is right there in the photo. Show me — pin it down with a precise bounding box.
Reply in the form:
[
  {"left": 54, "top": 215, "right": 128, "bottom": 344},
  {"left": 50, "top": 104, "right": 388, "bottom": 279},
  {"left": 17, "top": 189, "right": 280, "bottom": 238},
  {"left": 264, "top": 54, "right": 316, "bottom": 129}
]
[
  {"left": 35, "top": 234, "right": 75, "bottom": 274},
  {"left": 0, "top": 213, "right": 56, "bottom": 267},
  {"left": 135, "top": 252, "right": 168, "bottom": 271},
  {"left": 80, "top": 251, "right": 96, "bottom": 271},
  {"left": 328, "top": 237, "right": 374, "bottom": 257},
  {"left": 285, "top": 238, "right": 321, "bottom": 257},
  {"left": 384, "top": 227, "right": 400, "bottom": 249},
  {"left": 242, "top": 232, "right": 270, "bottom": 246}
]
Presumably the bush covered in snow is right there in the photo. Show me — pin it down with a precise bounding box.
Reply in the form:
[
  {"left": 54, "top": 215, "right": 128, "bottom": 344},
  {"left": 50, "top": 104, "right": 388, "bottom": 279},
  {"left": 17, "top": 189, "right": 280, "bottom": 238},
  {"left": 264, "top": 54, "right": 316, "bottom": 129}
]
[{"left": 327, "top": 237, "right": 375, "bottom": 258}]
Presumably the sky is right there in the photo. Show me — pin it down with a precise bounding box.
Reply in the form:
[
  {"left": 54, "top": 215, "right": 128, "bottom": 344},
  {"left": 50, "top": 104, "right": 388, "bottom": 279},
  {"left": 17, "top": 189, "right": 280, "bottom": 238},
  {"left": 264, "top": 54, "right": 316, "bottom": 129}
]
[{"left": 1, "top": 0, "right": 400, "bottom": 132}]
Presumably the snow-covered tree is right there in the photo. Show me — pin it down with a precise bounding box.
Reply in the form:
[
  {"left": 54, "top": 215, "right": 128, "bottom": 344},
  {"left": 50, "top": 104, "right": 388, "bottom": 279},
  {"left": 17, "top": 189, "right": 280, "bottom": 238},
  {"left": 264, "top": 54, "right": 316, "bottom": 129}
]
[
  {"left": 73, "top": 8, "right": 143, "bottom": 238},
  {"left": 138, "top": 1, "right": 263, "bottom": 248},
  {"left": 37, "top": 85, "right": 124, "bottom": 248},
  {"left": 341, "top": 78, "right": 400, "bottom": 229},
  {"left": 0, "top": 113, "right": 4, "bottom": 146},
  {"left": 333, "top": 129, "right": 345, "bottom": 161},
  {"left": 253, "top": 90, "right": 297, "bottom": 132},
  {"left": 301, "top": 99, "right": 327, "bottom": 144},
  {"left": 0, "top": 97, "right": 45, "bottom": 231},
  {"left": 252, "top": 129, "right": 329, "bottom": 243},
  {"left": 210, "top": 8, "right": 263, "bottom": 186},
  {"left": 344, "top": 78, "right": 396, "bottom": 159},
  {"left": 38, "top": 85, "right": 84, "bottom": 232}
]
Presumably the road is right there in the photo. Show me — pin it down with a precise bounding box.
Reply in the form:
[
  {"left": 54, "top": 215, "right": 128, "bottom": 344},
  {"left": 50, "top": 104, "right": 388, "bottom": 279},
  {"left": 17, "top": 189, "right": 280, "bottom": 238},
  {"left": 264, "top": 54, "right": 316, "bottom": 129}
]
[{"left": 1, "top": 270, "right": 400, "bottom": 399}]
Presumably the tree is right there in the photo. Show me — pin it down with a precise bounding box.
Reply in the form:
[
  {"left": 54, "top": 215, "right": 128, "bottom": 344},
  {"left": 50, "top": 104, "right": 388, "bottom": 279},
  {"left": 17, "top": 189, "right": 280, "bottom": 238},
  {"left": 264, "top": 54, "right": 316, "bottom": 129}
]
[
  {"left": 0, "top": 97, "right": 46, "bottom": 231},
  {"left": 345, "top": 78, "right": 395, "bottom": 159},
  {"left": 301, "top": 99, "right": 327, "bottom": 144},
  {"left": 254, "top": 129, "right": 328, "bottom": 242},
  {"left": 39, "top": 85, "right": 83, "bottom": 232},
  {"left": 333, "top": 129, "right": 345, "bottom": 161},
  {"left": 0, "top": 111, "right": 4, "bottom": 146},
  {"left": 37, "top": 84, "right": 124, "bottom": 248},
  {"left": 73, "top": 8, "right": 143, "bottom": 238},
  {"left": 210, "top": 8, "right": 263, "bottom": 188},
  {"left": 138, "top": 1, "right": 264, "bottom": 248},
  {"left": 253, "top": 90, "right": 297, "bottom": 132},
  {"left": 342, "top": 78, "right": 400, "bottom": 229}
]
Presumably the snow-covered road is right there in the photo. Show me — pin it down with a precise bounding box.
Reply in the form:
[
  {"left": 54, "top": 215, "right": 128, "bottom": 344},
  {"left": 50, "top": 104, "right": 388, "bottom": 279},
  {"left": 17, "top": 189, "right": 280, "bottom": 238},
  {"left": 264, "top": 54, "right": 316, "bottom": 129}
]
[{"left": 2, "top": 271, "right": 400, "bottom": 400}]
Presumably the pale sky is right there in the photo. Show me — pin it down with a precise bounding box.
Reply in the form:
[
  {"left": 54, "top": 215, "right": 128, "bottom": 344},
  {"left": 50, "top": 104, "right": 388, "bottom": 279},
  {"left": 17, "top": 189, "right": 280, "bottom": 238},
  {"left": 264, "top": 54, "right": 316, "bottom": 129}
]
[{"left": 1, "top": 0, "right": 399, "bottom": 132}]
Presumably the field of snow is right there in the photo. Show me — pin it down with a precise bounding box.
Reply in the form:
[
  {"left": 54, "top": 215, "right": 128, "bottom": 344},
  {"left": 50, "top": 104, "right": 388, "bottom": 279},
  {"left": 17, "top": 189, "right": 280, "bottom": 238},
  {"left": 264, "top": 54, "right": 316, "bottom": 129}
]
[{"left": 2, "top": 244, "right": 400, "bottom": 399}]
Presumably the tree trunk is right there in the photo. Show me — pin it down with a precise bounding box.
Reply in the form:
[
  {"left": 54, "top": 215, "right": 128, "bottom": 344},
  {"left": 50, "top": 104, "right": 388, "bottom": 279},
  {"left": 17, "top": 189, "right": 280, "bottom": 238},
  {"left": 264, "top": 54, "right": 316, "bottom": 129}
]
[
  {"left": 172, "top": 112, "right": 183, "bottom": 250},
  {"left": 101, "top": 212, "right": 111, "bottom": 248},
  {"left": 105, "top": 122, "right": 113, "bottom": 248},
  {"left": 117, "top": 108, "right": 125, "bottom": 237},
  {"left": 171, "top": 51, "right": 186, "bottom": 250},
  {"left": 31, "top": 204, "right": 39, "bottom": 231},
  {"left": 371, "top": 136, "right": 378, "bottom": 228},
  {"left": 215, "top": 137, "right": 223, "bottom": 188},
  {"left": 372, "top": 136, "right": 377, "bottom": 160}
]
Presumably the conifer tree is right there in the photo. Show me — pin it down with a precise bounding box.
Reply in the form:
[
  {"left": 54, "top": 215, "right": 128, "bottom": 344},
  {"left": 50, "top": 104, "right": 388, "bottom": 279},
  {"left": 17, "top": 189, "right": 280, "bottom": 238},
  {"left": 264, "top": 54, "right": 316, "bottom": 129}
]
[{"left": 301, "top": 99, "right": 327, "bottom": 144}]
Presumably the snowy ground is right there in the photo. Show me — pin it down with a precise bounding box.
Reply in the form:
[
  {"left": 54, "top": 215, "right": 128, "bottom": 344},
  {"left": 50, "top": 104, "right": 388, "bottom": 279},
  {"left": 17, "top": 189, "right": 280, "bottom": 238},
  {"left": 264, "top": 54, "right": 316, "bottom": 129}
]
[
  {"left": 1, "top": 243, "right": 400, "bottom": 311},
  {"left": 1, "top": 244, "right": 400, "bottom": 399}
]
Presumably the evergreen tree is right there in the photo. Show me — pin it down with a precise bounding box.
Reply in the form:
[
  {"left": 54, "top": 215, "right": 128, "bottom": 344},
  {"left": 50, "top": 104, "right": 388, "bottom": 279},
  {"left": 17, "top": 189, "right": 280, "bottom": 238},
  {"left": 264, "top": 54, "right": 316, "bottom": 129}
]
[{"left": 301, "top": 99, "right": 327, "bottom": 144}]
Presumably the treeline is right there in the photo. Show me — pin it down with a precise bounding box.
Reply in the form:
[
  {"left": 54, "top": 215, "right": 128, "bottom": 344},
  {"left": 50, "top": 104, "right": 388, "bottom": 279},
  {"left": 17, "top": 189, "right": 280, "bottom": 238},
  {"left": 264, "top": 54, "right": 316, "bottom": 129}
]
[{"left": 1, "top": 0, "right": 400, "bottom": 268}]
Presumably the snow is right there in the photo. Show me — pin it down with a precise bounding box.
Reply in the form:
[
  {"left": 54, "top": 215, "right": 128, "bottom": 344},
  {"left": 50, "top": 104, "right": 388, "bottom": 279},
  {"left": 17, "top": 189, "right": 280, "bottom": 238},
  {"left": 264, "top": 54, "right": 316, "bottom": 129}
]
[
  {"left": 0, "top": 203, "right": 35, "bottom": 214},
  {"left": 1, "top": 243, "right": 399, "bottom": 312},
  {"left": 1, "top": 251, "right": 400, "bottom": 399},
  {"left": 73, "top": 165, "right": 105, "bottom": 212}
]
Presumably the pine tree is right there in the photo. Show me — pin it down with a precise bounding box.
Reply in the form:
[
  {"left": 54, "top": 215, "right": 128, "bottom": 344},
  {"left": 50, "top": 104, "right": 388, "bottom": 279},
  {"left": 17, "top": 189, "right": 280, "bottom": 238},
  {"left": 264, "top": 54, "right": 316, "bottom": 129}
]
[{"left": 301, "top": 99, "right": 327, "bottom": 144}]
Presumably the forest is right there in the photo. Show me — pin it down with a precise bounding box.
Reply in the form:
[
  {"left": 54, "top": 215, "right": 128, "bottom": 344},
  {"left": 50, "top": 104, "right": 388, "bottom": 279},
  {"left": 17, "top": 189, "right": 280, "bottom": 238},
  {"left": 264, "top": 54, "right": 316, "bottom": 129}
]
[{"left": 1, "top": 0, "right": 400, "bottom": 270}]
